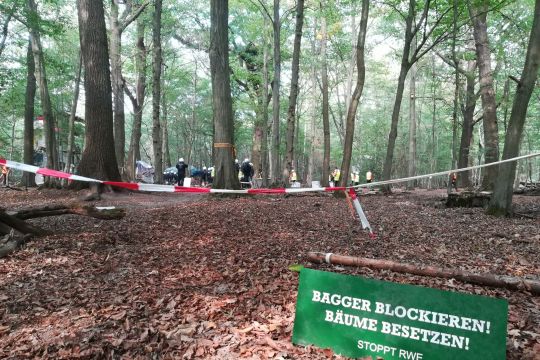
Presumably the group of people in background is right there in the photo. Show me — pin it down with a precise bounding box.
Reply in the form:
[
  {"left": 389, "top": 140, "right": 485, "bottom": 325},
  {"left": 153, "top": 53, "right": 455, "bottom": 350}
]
[{"left": 170, "top": 156, "right": 375, "bottom": 189}]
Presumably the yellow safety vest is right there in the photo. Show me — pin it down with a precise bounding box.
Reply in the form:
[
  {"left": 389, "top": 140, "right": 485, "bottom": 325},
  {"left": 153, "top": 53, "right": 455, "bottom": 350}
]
[{"left": 334, "top": 170, "right": 341, "bottom": 182}]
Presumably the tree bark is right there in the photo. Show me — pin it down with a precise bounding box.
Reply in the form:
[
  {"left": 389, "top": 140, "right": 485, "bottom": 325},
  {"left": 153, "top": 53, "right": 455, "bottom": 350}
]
[
  {"left": 284, "top": 0, "right": 305, "bottom": 183},
  {"left": 152, "top": 0, "right": 163, "bottom": 183},
  {"left": 469, "top": 0, "right": 499, "bottom": 190},
  {"left": 23, "top": 38, "right": 36, "bottom": 187},
  {"left": 210, "top": 0, "right": 240, "bottom": 189},
  {"left": 320, "top": 2, "right": 330, "bottom": 187},
  {"left": 28, "top": 0, "right": 59, "bottom": 175},
  {"left": 270, "top": 0, "right": 281, "bottom": 184},
  {"left": 76, "top": 0, "right": 121, "bottom": 182},
  {"left": 488, "top": 0, "right": 540, "bottom": 216},
  {"left": 339, "top": 0, "right": 369, "bottom": 187},
  {"left": 308, "top": 252, "right": 540, "bottom": 295}
]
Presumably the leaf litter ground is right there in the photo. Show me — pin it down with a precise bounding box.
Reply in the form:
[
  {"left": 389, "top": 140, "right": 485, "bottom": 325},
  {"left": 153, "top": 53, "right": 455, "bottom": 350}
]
[{"left": 0, "top": 188, "right": 539, "bottom": 359}]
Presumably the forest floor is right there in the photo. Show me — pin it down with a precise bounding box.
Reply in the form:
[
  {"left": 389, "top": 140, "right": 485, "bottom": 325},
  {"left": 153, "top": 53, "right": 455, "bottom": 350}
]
[{"left": 0, "top": 187, "right": 539, "bottom": 359}]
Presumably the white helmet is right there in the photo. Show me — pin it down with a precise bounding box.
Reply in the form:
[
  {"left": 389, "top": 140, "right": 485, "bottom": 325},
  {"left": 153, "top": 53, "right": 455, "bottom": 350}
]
[
  {"left": 244, "top": 158, "right": 249, "bottom": 163},
  {"left": 203, "top": 166, "right": 207, "bottom": 170},
  {"left": 235, "top": 159, "right": 239, "bottom": 163},
  {"left": 179, "top": 158, "right": 184, "bottom": 162}
]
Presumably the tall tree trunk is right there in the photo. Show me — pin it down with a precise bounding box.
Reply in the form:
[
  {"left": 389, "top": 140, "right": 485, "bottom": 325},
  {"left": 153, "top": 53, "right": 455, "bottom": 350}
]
[
  {"left": 162, "top": 68, "right": 171, "bottom": 168},
  {"left": 469, "top": 0, "right": 499, "bottom": 190},
  {"left": 110, "top": 0, "right": 125, "bottom": 173},
  {"left": 126, "top": 19, "right": 146, "bottom": 181},
  {"left": 339, "top": 0, "right": 369, "bottom": 187},
  {"left": 28, "top": 0, "right": 58, "bottom": 175},
  {"left": 260, "top": 17, "right": 270, "bottom": 187},
  {"left": 64, "top": 51, "right": 82, "bottom": 176},
  {"left": 76, "top": 0, "right": 121, "bottom": 182},
  {"left": 210, "top": 0, "right": 240, "bottom": 189},
  {"left": 284, "top": 0, "right": 305, "bottom": 183},
  {"left": 488, "top": 0, "right": 540, "bottom": 216},
  {"left": 320, "top": 2, "right": 330, "bottom": 187},
  {"left": 109, "top": 1, "right": 148, "bottom": 175},
  {"left": 307, "top": 18, "right": 318, "bottom": 187},
  {"left": 270, "top": 0, "right": 281, "bottom": 184},
  {"left": 407, "top": 38, "right": 417, "bottom": 189},
  {"left": 381, "top": 0, "right": 414, "bottom": 190},
  {"left": 152, "top": 0, "right": 163, "bottom": 183},
  {"left": 23, "top": 39, "right": 36, "bottom": 187},
  {"left": 429, "top": 55, "right": 437, "bottom": 188},
  {"left": 458, "top": 64, "right": 477, "bottom": 188}
]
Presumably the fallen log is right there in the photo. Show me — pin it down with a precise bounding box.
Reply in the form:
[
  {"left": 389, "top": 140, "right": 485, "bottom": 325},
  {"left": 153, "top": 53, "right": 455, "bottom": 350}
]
[
  {"left": 307, "top": 252, "right": 540, "bottom": 296},
  {"left": 8, "top": 203, "right": 126, "bottom": 220},
  {"left": 0, "top": 203, "right": 125, "bottom": 258}
]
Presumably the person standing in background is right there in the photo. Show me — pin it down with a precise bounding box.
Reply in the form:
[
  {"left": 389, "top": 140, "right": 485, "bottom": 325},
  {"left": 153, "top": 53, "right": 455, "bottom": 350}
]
[{"left": 176, "top": 158, "right": 188, "bottom": 186}]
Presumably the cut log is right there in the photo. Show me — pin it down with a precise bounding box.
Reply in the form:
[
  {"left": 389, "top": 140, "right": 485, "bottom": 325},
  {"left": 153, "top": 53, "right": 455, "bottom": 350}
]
[{"left": 307, "top": 252, "right": 540, "bottom": 295}]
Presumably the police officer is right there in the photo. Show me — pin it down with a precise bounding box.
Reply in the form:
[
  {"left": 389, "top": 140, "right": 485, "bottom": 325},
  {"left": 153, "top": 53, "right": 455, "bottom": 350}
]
[{"left": 176, "top": 158, "right": 188, "bottom": 186}]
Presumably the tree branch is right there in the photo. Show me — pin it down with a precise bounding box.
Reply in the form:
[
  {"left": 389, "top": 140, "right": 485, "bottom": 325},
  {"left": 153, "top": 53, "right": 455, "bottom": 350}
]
[{"left": 120, "top": 0, "right": 150, "bottom": 32}]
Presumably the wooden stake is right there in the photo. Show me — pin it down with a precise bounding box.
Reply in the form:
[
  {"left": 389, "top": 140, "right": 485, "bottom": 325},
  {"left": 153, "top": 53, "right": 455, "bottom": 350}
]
[{"left": 307, "top": 252, "right": 540, "bottom": 295}]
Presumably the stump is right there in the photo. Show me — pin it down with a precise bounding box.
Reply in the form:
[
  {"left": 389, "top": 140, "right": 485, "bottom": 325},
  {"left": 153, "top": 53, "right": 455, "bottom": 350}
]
[{"left": 445, "top": 191, "right": 492, "bottom": 208}]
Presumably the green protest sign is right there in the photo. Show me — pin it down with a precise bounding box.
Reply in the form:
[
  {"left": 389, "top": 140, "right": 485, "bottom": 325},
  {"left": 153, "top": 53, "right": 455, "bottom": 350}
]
[{"left": 293, "top": 268, "right": 507, "bottom": 359}]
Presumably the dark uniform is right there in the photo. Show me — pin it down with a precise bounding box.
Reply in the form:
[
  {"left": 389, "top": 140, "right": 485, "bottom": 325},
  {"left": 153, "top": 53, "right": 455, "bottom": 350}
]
[{"left": 176, "top": 159, "right": 188, "bottom": 186}]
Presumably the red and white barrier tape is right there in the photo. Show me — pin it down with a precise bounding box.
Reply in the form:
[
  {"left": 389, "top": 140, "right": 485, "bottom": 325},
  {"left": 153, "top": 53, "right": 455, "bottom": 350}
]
[{"left": 2, "top": 151, "right": 540, "bottom": 194}]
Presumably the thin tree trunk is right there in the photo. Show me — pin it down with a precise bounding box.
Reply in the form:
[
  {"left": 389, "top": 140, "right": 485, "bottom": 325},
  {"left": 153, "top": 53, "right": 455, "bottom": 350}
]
[
  {"left": 110, "top": 0, "right": 125, "bottom": 172},
  {"left": 469, "top": 0, "right": 499, "bottom": 190},
  {"left": 261, "top": 17, "right": 270, "bottom": 187},
  {"left": 210, "top": 0, "right": 240, "bottom": 189},
  {"left": 64, "top": 51, "right": 82, "bottom": 175},
  {"left": 126, "top": 19, "right": 146, "bottom": 181},
  {"left": 152, "top": 0, "right": 163, "bottom": 183},
  {"left": 270, "top": 0, "right": 281, "bottom": 184},
  {"left": 488, "top": 0, "right": 540, "bottom": 216},
  {"left": 162, "top": 67, "right": 171, "bottom": 168},
  {"left": 28, "top": 0, "right": 58, "bottom": 175},
  {"left": 23, "top": 39, "right": 36, "bottom": 187},
  {"left": 344, "top": 9, "right": 357, "bottom": 111},
  {"left": 381, "top": 0, "right": 414, "bottom": 191},
  {"left": 306, "top": 19, "right": 318, "bottom": 187},
  {"left": 76, "top": 0, "right": 121, "bottom": 182},
  {"left": 339, "top": 0, "right": 369, "bottom": 187},
  {"left": 407, "top": 38, "right": 417, "bottom": 189},
  {"left": 458, "top": 65, "right": 477, "bottom": 188},
  {"left": 320, "top": 2, "right": 330, "bottom": 187},
  {"left": 284, "top": 0, "right": 305, "bottom": 183}
]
